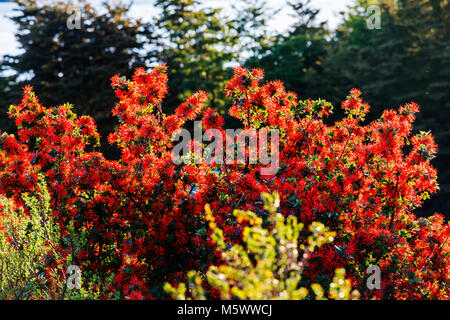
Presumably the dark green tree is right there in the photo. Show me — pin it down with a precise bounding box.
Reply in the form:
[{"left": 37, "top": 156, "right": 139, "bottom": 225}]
[
  {"left": 230, "top": 0, "right": 278, "bottom": 63},
  {"left": 395, "top": 0, "right": 450, "bottom": 216},
  {"left": 0, "top": 0, "right": 152, "bottom": 152},
  {"left": 322, "top": 1, "right": 408, "bottom": 113},
  {"left": 321, "top": 0, "right": 449, "bottom": 216},
  {"left": 151, "top": 0, "right": 237, "bottom": 114},
  {"left": 245, "top": 0, "right": 330, "bottom": 100}
]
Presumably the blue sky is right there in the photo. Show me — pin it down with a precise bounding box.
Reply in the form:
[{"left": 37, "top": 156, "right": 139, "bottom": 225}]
[{"left": 0, "top": 0, "right": 355, "bottom": 58}]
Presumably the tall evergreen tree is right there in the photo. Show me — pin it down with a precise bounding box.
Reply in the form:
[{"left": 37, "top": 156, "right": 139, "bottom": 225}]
[
  {"left": 397, "top": 0, "right": 450, "bottom": 216},
  {"left": 320, "top": 0, "right": 403, "bottom": 115},
  {"left": 230, "top": 0, "right": 277, "bottom": 63},
  {"left": 245, "top": 0, "right": 330, "bottom": 100},
  {"left": 0, "top": 0, "right": 152, "bottom": 150},
  {"left": 321, "top": 0, "right": 450, "bottom": 216},
  {"left": 152, "top": 0, "right": 237, "bottom": 113}
]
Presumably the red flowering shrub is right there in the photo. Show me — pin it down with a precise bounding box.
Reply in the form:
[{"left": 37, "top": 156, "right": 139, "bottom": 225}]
[
  {"left": 0, "top": 65, "right": 448, "bottom": 299},
  {"left": 0, "top": 65, "right": 215, "bottom": 299}
]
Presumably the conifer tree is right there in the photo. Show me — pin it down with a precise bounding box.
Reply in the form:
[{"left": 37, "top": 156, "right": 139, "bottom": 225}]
[
  {"left": 245, "top": 0, "right": 329, "bottom": 100},
  {"left": 0, "top": 0, "right": 152, "bottom": 151},
  {"left": 321, "top": 0, "right": 449, "bottom": 216},
  {"left": 231, "top": 0, "right": 276, "bottom": 63},
  {"left": 152, "top": 0, "right": 237, "bottom": 113}
]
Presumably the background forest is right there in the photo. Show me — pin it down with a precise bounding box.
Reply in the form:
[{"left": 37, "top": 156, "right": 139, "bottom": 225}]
[{"left": 0, "top": 0, "right": 448, "bottom": 218}]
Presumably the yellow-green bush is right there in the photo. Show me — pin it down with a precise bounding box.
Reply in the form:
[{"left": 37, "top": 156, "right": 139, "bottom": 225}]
[
  {"left": 165, "top": 192, "right": 360, "bottom": 300},
  {"left": 0, "top": 176, "right": 62, "bottom": 299},
  {"left": 0, "top": 177, "right": 115, "bottom": 300}
]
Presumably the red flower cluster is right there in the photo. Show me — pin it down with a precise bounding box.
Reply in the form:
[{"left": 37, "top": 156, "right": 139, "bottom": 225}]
[{"left": 0, "top": 65, "right": 448, "bottom": 299}]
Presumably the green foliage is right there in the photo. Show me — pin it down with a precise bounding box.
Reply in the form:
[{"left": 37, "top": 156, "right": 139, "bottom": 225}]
[
  {"left": 320, "top": 0, "right": 450, "bottom": 217},
  {"left": 152, "top": 0, "right": 237, "bottom": 113},
  {"left": 0, "top": 176, "right": 116, "bottom": 300},
  {"left": 0, "top": 0, "right": 151, "bottom": 154},
  {"left": 245, "top": 0, "right": 330, "bottom": 100},
  {"left": 230, "top": 0, "right": 276, "bottom": 63},
  {"left": 0, "top": 175, "right": 61, "bottom": 299},
  {"left": 165, "top": 192, "right": 359, "bottom": 300}
]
